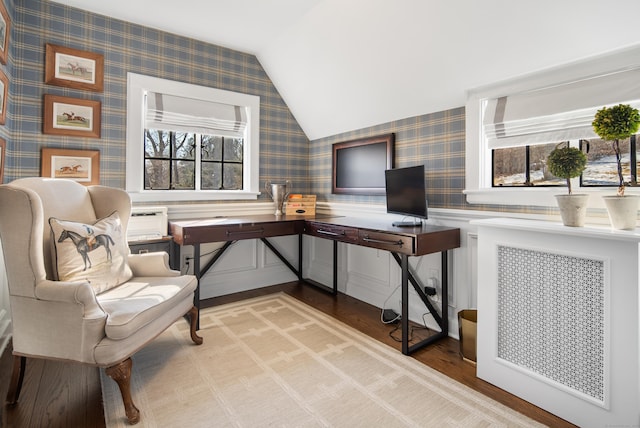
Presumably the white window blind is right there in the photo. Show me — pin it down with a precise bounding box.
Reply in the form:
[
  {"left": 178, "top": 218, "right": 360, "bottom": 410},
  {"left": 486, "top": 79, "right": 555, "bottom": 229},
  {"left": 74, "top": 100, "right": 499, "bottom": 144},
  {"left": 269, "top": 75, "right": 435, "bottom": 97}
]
[
  {"left": 483, "top": 67, "right": 640, "bottom": 149},
  {"left": 146, "top": 92, "right": 247, "bottom": 137}
]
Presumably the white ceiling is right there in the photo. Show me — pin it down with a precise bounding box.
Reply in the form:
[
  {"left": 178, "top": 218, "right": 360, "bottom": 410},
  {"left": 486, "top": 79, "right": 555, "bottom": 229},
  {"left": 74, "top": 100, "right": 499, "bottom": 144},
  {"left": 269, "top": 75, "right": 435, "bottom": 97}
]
[{"left": 50, "top": 0, "right": 640, "bottom": 140}]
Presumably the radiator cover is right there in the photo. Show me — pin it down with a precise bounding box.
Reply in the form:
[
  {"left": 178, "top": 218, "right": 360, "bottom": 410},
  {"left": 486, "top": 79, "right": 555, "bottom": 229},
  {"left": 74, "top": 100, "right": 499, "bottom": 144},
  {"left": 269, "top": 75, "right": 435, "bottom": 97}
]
[{"left": 497, "top": 245, "right": 606, "bottom": 404}]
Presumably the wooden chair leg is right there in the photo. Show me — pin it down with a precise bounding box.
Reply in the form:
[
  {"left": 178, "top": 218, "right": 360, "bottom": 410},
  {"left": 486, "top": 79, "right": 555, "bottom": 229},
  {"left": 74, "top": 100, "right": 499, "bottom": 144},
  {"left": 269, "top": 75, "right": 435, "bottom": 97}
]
[
  {"left": 106, "top": 358, "right": 140, "bottom": 425},
  {"left": 5, "top": 355, "right": 26, "bottom": 405},
  {"left": 188, "top": 306, "right": 203, "bottom": 345}
]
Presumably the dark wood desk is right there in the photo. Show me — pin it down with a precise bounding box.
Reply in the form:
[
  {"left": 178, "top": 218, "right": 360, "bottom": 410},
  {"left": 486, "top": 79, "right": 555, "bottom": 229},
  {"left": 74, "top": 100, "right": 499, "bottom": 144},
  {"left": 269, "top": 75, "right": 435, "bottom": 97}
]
[{"left": 170, "top": 214, "right": 460, "bottom": 355}]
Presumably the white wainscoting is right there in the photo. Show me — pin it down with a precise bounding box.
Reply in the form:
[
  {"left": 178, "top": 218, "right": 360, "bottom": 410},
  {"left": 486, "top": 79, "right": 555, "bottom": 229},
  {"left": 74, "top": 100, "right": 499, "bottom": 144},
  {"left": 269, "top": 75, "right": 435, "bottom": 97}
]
[{"left": 164, "top": 201, "right": 550, "bottom": 339}]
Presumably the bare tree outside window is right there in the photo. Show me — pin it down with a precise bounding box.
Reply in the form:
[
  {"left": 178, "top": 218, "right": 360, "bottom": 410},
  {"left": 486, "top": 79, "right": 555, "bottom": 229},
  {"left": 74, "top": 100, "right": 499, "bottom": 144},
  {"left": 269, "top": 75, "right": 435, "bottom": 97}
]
[{"left": 145, "top": 129, "right": 243, "bottom": 191}]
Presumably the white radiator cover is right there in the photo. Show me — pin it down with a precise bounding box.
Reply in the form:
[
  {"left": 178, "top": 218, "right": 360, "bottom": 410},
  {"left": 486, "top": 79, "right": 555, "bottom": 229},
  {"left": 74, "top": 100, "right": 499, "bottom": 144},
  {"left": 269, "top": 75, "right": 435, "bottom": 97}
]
[{"left": 474, "top": 218, "right": 638, "bottom": 427}]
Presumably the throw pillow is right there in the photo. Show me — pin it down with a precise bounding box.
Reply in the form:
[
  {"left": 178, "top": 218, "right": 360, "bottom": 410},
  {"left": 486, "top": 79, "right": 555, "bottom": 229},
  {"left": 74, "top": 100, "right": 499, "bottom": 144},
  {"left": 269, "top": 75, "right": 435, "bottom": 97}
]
[{"left": 49, "top": 211, "right": 133, "bottom": 294}]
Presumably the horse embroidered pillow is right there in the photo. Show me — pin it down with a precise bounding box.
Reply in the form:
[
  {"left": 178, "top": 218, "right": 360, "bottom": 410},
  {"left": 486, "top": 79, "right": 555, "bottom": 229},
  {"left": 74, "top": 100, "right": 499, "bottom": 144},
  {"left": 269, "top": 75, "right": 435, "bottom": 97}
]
[{"left": 49, "top": 211, "right": 132, "bottom": 294}]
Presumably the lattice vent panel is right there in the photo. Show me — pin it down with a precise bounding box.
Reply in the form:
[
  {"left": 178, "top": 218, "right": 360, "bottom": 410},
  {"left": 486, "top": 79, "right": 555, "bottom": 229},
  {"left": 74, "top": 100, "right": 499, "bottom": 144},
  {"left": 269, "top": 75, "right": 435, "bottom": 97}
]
[{"left": 497, "top": 245, "right": 606, "bottom": 403}]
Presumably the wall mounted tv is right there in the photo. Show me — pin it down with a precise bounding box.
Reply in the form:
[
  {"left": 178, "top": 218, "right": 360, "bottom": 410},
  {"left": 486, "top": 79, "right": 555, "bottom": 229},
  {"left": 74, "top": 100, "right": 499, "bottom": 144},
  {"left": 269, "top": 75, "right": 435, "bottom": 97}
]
[
  {"left": 332, "top": 133, "right": 395, "bottom": 195},
  {"left": 385, "top": 164, "right": 428, "bottom": 227}
]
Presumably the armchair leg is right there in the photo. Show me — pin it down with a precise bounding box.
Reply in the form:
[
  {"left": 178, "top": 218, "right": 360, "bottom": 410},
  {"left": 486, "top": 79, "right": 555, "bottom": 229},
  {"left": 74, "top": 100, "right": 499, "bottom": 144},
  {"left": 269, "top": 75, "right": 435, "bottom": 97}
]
[
  {"left": 188, "top": 306, "right": 203, "bottom": 345},
  {"left": 6, "top": 355, "right": 26, "bottom": 405},
  {"left": 106, "top": 358, "right": 140, "bottom": 425}
]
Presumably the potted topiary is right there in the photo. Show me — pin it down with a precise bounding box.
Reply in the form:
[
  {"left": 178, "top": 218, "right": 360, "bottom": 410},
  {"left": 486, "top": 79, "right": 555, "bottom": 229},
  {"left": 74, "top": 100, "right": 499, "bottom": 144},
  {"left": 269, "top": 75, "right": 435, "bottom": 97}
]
[
  {"left": 592, "top": 104, "right": 640, "bottom": 229},
  {"left": 547, "top": 143, "right": 588, "bottom": 226}
]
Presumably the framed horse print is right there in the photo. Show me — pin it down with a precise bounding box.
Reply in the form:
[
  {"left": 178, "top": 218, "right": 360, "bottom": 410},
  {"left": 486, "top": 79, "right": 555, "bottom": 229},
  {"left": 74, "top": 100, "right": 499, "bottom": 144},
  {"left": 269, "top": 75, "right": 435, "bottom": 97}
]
[
  {"left": 0, "top": 138, "right": 5, "bottom": 184},
  {"left": 41, "top": 148, "right": 100, "bottom": 185},
  {"left": 43, "top": 95, "right": 101, "bottom": 138},
  {"left": 0, "top": 0, "right": 10, "bottom": 65},
  {"left": 45, "top": 44, "right": 104, "bottom": 92},
  {"left": 0, "top": 68, "right": 7, "bottom": 125}
]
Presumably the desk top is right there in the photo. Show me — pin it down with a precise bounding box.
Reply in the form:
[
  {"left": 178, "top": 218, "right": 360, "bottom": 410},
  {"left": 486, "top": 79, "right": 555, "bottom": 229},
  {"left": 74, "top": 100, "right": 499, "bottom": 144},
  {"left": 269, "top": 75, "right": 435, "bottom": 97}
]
[{"left": 170, "top": 214, "right": 460, "bottom": 256}]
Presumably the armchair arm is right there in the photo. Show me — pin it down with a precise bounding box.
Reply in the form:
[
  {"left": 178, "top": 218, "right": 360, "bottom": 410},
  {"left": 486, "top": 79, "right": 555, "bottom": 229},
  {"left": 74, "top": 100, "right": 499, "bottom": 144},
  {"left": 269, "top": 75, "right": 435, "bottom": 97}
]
[
  {"left": 34, "top": 279, "right": 106, "bottom": 320},
  {"left": 128, "top": 252, "right": 180, "bottom": 277}
]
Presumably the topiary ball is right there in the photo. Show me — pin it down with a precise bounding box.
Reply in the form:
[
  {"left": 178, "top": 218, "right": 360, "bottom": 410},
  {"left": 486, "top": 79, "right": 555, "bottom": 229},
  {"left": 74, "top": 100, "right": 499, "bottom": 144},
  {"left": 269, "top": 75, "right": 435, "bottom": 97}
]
[
  {"left": 592, "top": 104, "right": 640, "bottom": 141},
  {"left": 547, "top": 146, "right": 587, "bottom": 179}
]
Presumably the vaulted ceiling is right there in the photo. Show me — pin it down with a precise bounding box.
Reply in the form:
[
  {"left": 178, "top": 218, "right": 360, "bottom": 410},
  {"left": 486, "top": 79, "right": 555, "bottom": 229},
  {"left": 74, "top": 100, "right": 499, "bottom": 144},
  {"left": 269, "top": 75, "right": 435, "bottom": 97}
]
[{"left": 50, "top": 0, "right": 640, "bottom": 140}]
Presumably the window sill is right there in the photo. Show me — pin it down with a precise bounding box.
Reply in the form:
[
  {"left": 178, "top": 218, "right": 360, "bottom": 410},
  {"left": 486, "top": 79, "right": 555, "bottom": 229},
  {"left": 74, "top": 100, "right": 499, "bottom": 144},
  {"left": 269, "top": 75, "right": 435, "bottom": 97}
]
[
  {"left": 463, "top": 187, "right": 640, "bottom": 210},
  {"left": 128, "top": 190, "right": 260, "bottom": 203}
]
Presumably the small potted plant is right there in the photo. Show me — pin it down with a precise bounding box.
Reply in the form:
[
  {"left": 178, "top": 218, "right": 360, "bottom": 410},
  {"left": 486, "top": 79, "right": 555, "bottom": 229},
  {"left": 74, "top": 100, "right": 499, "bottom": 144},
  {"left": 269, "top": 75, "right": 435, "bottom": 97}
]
[
  {"left": 592, "top": 104, "right": 640, "bottom": 229},
  {"left": 547, "top": 144, "right": 588, "bottom": 226}
]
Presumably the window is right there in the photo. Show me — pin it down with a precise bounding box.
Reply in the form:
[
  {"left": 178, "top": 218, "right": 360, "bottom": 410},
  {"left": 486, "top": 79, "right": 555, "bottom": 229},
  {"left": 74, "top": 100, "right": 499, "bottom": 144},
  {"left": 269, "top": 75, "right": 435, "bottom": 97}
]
[
  {"left": 126, "top": 73, "right": 260, "bottom": 202},
  {"left": 465, "top": 44, "right": 640, "bottom": 208},
  {"left": 492, "top": 137, "right": 639, "bottom": 188}
]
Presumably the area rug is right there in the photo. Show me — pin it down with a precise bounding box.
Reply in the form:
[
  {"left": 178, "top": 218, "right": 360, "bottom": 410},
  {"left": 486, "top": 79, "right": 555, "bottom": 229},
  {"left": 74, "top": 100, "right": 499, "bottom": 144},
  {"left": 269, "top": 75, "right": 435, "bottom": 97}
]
[{"left": 101, "top": 293, "right": 543, "bottom": 427}]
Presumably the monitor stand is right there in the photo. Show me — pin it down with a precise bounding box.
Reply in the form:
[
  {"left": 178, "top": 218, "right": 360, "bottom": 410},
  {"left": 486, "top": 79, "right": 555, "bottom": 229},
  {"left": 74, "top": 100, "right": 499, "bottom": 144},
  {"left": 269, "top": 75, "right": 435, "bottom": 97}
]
[{"left": 392, "top": 221, "right": 421, "bottom": 227}]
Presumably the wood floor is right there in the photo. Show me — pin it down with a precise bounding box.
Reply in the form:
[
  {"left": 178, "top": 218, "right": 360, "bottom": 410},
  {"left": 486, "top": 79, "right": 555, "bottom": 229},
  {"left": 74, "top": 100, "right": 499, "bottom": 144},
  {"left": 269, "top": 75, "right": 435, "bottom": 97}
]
[{"left": 0, "top": 281, "right": 575, "bottom": 427}]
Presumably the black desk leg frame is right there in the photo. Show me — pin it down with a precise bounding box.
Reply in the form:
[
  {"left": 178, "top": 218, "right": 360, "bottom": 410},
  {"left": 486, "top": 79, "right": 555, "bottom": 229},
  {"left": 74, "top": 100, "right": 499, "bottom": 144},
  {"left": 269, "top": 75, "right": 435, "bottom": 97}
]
[
  {"left": 190, "top": 235, "right": 312, "bottom": 329},
  {"left": 400, "top": 250, "right": 449, "bottom": 355}
]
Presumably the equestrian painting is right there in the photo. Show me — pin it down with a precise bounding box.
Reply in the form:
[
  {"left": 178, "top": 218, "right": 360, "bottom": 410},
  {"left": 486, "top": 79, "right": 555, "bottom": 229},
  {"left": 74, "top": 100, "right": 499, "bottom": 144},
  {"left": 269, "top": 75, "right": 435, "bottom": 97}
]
[{"left": 58, "top": 229, "right": 115, "bottom": 270}]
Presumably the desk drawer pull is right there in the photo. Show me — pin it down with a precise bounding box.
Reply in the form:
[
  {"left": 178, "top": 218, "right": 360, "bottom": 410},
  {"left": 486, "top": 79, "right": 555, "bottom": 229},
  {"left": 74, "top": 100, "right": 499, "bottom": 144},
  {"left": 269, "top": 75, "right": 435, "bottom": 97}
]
[
  {"left": 362, "top": 235, "right": 404, "bottom": 247},
  {"left": 226, "top": 228, "right": 264, "bottom": 236},
  {"left": 317, "top": 229, "right": 346, "bottom": 237}
]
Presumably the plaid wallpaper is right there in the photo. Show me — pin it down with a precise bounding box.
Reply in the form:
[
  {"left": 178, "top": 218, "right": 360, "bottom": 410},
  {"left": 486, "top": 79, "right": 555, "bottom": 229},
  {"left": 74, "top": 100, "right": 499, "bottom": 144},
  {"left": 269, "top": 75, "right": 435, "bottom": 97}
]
[
  {"left": 4, "top": 0, "right": 557, "bottom": 214},
  {"left": 7, "top": 0, "right": 309, "bottom": 198},
  {"left": 310, "top": 108, "right": 556, "bottom": 214}
]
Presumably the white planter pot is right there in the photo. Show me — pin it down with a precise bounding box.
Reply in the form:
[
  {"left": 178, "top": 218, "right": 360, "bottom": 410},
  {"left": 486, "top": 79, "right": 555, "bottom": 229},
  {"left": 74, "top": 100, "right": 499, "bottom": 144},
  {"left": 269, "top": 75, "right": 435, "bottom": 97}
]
[
  {"left": 603, "top": 195, "right": 639, "bottom": 230},
  {"left": 554, "top": 194, "right": 589, "bottom": 227}
]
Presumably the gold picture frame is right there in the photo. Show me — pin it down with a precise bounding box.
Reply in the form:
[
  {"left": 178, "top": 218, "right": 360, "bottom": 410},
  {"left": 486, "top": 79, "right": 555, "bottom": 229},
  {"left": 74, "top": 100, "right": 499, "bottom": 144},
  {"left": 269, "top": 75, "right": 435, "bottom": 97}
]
[
  {"left": 0, "top": 138, "right": 6, "bottom": 184},
  {"left": 0, "top": 68, "right": 7, "bottom": 125},
  {"left": 41, "top": 148, "right": 100, "bottom": 185},
  {"left": 43, "top": 95, "right": 101, "bottom": 138},
  {"left": 0, "top": 0, "right": 10, "bottom": 66},
  {"left": 45, "top": 44, "right": 104, "bottom": 92}
]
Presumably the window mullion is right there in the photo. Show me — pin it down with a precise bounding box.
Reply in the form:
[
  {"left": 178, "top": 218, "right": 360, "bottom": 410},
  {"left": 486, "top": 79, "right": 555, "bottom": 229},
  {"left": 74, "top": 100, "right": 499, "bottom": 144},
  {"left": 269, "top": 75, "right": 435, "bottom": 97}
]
[{"left": 195, "top": 134, "right": 202, "bottom": 191}]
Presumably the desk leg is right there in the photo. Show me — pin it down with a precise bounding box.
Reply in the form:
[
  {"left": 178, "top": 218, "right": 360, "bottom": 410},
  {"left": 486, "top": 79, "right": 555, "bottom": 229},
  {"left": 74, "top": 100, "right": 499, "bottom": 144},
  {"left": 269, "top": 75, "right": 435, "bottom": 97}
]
[
  {"left": 441, "top": 249, "right": 449, "bottom": 335},
  {"left": 401, "top": 254, "right": 410, "bottom": 355},
  {"left": 193, "top": 243, "right": 201, "bottom": 330}
]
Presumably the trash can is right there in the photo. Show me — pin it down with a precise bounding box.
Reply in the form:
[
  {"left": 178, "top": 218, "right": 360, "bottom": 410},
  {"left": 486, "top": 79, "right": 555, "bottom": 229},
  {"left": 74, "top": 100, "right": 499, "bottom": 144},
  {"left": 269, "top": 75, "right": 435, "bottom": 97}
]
[{"left": 458, "top": 309, "right": 477, "bottom": 364}]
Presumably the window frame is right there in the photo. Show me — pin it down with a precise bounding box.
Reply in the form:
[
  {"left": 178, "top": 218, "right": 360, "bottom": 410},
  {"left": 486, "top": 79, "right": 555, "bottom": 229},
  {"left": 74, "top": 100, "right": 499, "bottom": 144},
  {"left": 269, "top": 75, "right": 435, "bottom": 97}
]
[
  {"left": 464, "top": 45, "right": 640, "bottom": 210},
  {"left": 126, "top": 72, "right": 260, "bottom": 202}
]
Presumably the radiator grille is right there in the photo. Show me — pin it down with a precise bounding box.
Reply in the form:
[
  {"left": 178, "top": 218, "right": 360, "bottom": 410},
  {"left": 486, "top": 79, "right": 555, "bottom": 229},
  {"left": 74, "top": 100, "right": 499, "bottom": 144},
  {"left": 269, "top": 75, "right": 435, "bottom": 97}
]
[{"left": 497, "top": 245, "right": 606, "bottom": 403}]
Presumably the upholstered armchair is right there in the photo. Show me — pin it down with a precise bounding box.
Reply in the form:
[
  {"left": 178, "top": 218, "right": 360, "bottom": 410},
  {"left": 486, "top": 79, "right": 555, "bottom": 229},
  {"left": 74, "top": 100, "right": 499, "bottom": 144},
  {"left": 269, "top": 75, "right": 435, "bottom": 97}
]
[{"left": 0, "top": 178, "right": 202, "bottom": 425}]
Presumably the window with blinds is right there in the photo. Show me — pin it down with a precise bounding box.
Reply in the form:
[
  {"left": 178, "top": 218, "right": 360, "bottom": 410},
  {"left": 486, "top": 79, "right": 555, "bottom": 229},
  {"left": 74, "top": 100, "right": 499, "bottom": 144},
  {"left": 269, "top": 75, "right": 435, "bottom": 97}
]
[
  {"left": 484, "top": 67, "right": 640, "bottom": 188},
  {"left": 126, "top": 73, "right": 260, "bottom": 202},
  {"left": 144, "top": 93, "right": 247, "bottom": 190}
]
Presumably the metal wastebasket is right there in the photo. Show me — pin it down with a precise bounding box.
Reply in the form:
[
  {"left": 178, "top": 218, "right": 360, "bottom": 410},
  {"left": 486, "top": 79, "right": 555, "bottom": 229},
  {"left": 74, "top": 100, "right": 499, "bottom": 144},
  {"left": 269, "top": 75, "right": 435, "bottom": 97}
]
[{"left": 458, "top": 309, "right": 477, "bottom": 364}]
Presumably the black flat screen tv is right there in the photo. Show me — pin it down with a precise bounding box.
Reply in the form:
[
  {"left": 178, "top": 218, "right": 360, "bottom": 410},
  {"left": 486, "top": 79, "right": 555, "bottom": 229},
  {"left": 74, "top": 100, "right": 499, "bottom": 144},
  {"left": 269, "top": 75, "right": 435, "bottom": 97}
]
[
  {"left": 332, "top": 133, "right": 395, "bottom": 195},
  {"left": 385, "top": 165, "right": 428, "bottom": 227}
]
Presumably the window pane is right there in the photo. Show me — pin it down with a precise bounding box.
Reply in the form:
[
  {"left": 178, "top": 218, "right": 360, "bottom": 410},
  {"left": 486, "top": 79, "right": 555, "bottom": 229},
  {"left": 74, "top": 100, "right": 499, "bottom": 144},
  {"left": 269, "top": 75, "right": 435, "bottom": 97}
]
[
  {"left": 224, "top": 138, "right": 243, "bottom": 162},
  {"left": 172, "top": 160, "right": 195, "bottom": 189},
  {"left": 201, "top": 135, "right": 222, "bottom": 161},
  {"left": 145, "top": 159, "right": 170, "bottom": 189},
  {"left": 493, "top": 147, "right": 526, "bottom": 186},
  {"left": 145, "top": 129, "right": 170, "bottom": 158},
  {"left": 174, "top": 132, "right": 196, "bottom": 160},
  {"left": 531, "top": 142, "right": 567, "bottom": 186},
  {"left": 223, "top": 163, "right": 243, "bottom": 190},
  {"left": 582, "top": 137, "right": 630, "bottom": 186},
  {"left": 201, "top": 161, "right": 221, "bottom": 190}
]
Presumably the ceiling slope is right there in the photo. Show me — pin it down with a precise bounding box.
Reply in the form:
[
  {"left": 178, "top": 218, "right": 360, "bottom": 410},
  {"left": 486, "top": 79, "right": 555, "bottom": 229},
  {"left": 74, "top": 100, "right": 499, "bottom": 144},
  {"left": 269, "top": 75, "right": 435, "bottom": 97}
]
[{"left": 50, "top": 0, "right": 640, "bottom": 140}]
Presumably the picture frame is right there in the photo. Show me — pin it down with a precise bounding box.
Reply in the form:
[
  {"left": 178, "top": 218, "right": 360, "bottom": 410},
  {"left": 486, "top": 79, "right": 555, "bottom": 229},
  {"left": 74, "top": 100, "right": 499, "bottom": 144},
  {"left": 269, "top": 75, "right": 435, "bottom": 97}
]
[
  {"left": 0, "top": 68, "right": 7, "bottom": 125},
  {"left": 43, "top": 95, "right": 101, "bottom": 138},
  {"left": 41, "top": 148, "right": 100, "bottom": 185},
  {"left": 0, "top": 0, "right": 10, "bottom": 66},
  {"left": 0, "top": 138, "right": 5, "bottom": 184},
  {"left": 332, "top": 133, "right": 395, "bottom": 195},
  {"left": 45, "top": 44, "right": 104, "bottom": 92}
]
